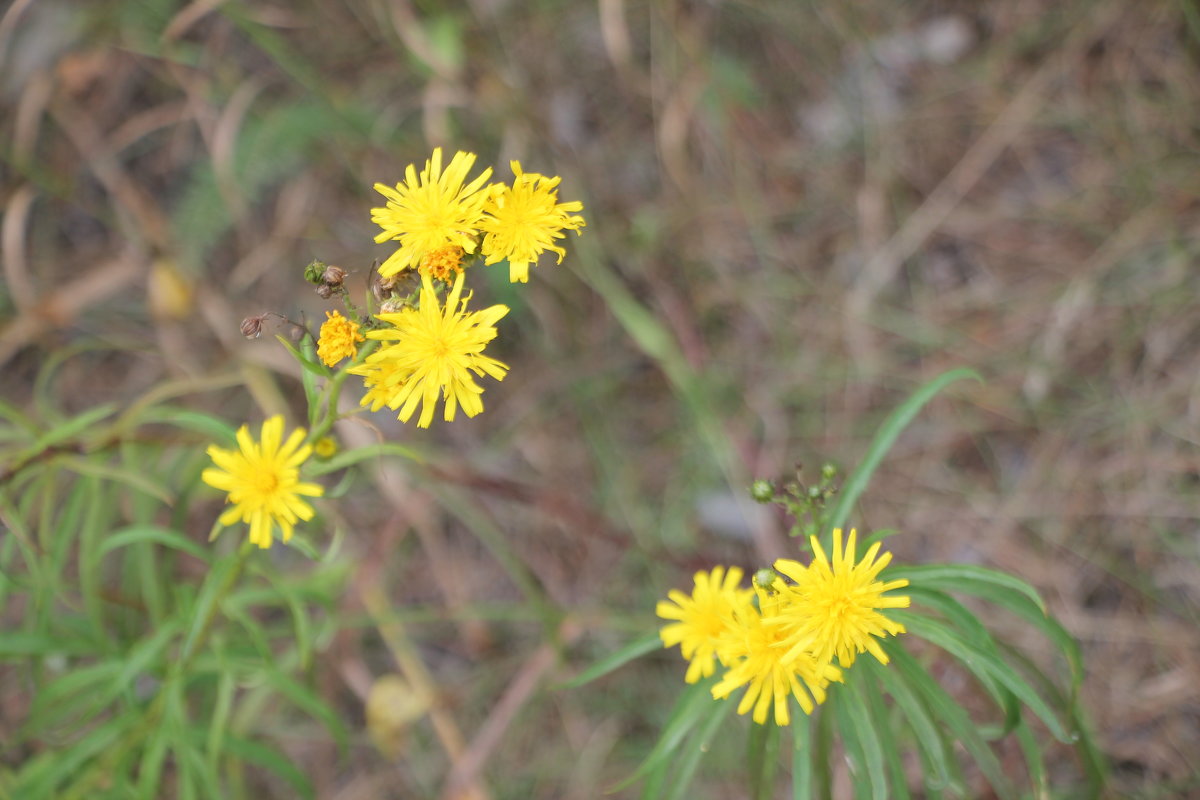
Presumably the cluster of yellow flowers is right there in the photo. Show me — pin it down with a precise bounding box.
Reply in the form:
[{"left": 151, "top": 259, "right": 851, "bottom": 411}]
[
  {"left": 202, "top": 149, "right": 584, "bottom": 550},
  {"left": 657, "top": 529, "right": 910, "bottom": 725},
  {"left": 319, "top": 148, "right": 585, "bottom": 428}
]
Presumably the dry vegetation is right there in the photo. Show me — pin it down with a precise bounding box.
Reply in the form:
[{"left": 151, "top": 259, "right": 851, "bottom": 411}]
[{"left": 2, "top": 0, "right": 1198, "bottom": 797}]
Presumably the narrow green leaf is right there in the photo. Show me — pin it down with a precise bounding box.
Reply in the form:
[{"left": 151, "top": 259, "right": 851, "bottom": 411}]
[
  {"left": 0, "top": 632, "right": 96, "bottom": 658},
  {"left": 1014, "top": 718, "right": 1048, "bottom": 799},
  {"left": 25, "top": 403, "right": 119, "bottom": 454},
  {"left": 832, "top": 685, "right": 884, "bottom": 800},
  {"left": 137, "top": 730, "right": 170, "bottom": 800},
  {"left": 895, "top": 566, "right": 1081, "bottom": 690},
  {"left": 303, "top": 442, "right": 424, "bottom": 476},
  {"left": 559, "top": 632, "right": 661, "bottom": 689},
  {"left": 854, "top": 667, "right": 910, "bottom": 800},
  {"left": 58, "top": 455, "right": 174, "bottom": 504},
  {"left": 609, "top": 677, "right": 720, "bottom": 792},
  {"left": 663, "top": 698, "right": 734, "bottom": 800},
  {"left": 28, "top": 661, "right": 123, "bottom": 732},
  {"left": 189, "top": 730, "right": 312, "bottom": 800},
  {"left": 113, "top": 621, "right": 182, "bottom": 701},
  {"left": 835, "top": 690, "right": 873, "bottom": 800},
  {"left": 12, "top": 715, "right": 131, "bottom": 796},
  {"left": 132, "top": 406, "right": 237, "bottom": 443},
  {"left": 883, "top": 564, "right": 1046, "bottom": 615},
  {"left": 275, "top": 334, "right": 331, "bottom": 379},
  {"left": 865, "top": 657, "right": 955, "bottom": 794},
  {"left": 904, "top": 588, "right": 1020, "bottom": 734},
  {"left": 791, "top": 711, "right": 814, "bottom": 800},
  {"left": 206, "top": 660, "right": 236, "bottom": 768},
  {"left": 823, "top": 368, "right": 981, "bottom": 537},
  {"left": 259, "top": 667, "right": 349, "bottom": 755},
  {"left": 887, "top": 640, "right": 1015, "bottom": 799},
  {"left": 896, "top": 612, "right": 1071, "bottom": 742},
  {"left": 99, "top": 524, "right": 212, "bottom": 564},
  {"left": 180, "top": 547, "right": 247, "bottom": 662},
  {"left": 748, "top": 719, "right": 781, "bottom": 800}
]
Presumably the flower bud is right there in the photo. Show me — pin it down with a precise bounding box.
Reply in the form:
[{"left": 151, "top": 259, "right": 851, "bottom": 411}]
[
  {"left": 304, "top": 259, "right": 328, "bottom": 284},
  {"left": 316, "top": 283, "right": 335, "bottom": 299},
  {"left": 750, "top": 479, "right": 774, "bottom": 503}
]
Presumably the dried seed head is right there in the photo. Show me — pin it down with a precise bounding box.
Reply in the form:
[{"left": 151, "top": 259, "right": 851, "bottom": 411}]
[
  {"left": 315, "top": 283, "right": 335, "bottom": 299},
  {"left": 322, "top": 265, "right": 346, "bottom": 286},
  {"left": 241, "top": 315, "right": 266, "bottom": 339}
]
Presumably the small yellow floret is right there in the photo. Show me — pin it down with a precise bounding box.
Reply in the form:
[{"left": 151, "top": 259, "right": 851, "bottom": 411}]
[{"left": 317, "top": 310, "right": 365, "bottom": 367}]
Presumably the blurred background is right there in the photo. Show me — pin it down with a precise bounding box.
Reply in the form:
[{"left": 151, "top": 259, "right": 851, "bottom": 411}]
[{"left": 2, "top": 0, "right": 1199, "bottom": 797}]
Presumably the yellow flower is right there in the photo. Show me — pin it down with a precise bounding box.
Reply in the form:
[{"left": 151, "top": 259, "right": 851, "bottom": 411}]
[
  {"left": 350, "top": 358, "right": 409, "bottom": 413},
  {"left": 480, "top": 161, "right": 586, "bottom": 283},
  {"left": 774, "top": 528, "right": 910, "bottom": 668},
  {"left": 371, "top": 148, "right": 493, "bottom": 278},
  {"left": 313, "top": 436, "right": 338, "bottom": 459},
  {"left": 316, "top": 310, "right": 365, "bottom": 367},
  {"left": 418, "top": 244, "right": 466, "bottom": 282},
  {"left": 657, "top": 566, "right": 754, "bottom": 684},
  {"left": 201, "top": 416, "right": 324, "bottom": 549},
  {"left": 711, "top": 597, "right": 842, "bottom": 726},
  {"left": 360, "top": 271, "right": 509, "bottom": 428}
]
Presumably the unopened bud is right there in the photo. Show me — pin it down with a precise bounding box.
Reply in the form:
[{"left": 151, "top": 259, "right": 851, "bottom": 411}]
[
  {"left": 241, "top": 315, "right": 266, "bottom": 339},
  {"left": 750, "top": 479, "right": 774, "bottom": 503},
  {"left": 304, "top": 259, "right": 328, "bottom": 284},
  {"left": 316, "top": 283, "right": 335, "bottom": 299}
]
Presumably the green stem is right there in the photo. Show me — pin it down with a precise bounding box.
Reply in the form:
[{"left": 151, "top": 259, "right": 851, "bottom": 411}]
[{"left": 306, "top": 341, "right": 378, "bottom": 444}]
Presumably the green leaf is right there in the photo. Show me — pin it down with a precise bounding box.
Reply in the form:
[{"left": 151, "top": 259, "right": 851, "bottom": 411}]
[
  {"left": 275, "top": 335, "right": 331, "bottom": 379},
  {"left": 258, "top": 667, "right": 349, "bottom": 755},
  {"left": 12, "top": 714, "right": 132, "bottom": 796},
  {"left": 823, "top": 368, "right": 981, "bottom": 538},
  {"left": 883, "top": 563, "right": 1046, "bottom": 615},
  {"left": 887, "top": 640, "right": 1015, "bottom": 799},
  {"left": 190, "top": 729, "right": 312, "bottom": 800},
  {"left": 610, "top": 676, "right": 720, "bottom": 792},
  {"left": 25, "top": 403, "right": 119, "bottom": 454},
  {"left": 303, "top": 442, "right": 424, "bottom": 476},
  {"left": 558, "top": 632, "right": 661, "bottom": 689},
  {"left": 791, "top": 711, "right": 814, "bottom": 800},
  {"left": 132, "top": 406, "right": 237, "bottom": 443},
  {"left": 748, "top": 720, "right": 781, "bottom": 800},
  {"left": 58, "top": 455, "right": 174, "bottom": 504},
  {"left": 854, "top": 664, "right": 911, "bottom": 800},
  {"left": 832, "top": 684, "right": 885, "bottom": 800},
  {"left": 0, "top": 632, "right": 96, "bottom": 658},
  {"left": 865, "top": 657, "right": 955, "bottom": 794},
  {"left": 896, "top": 612, "right": 1072, "bottom": 743},
  {"left": 904, "top": 588, "right": 1020, "bottom": 735},
  {"left": 663, "top": 698, "right": 734, "bottom": 800},
  {"left": 99, "top": 524, "right": 212, "bottom": 564},
  {"left": 180, "top": 547, "right": 247, "bottom": 662},
  {"left": 892, "top": 564, "right": 1081, "bottom": 690}
]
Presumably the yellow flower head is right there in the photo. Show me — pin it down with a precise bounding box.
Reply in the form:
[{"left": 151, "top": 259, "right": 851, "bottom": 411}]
[
  {"left": 361, "top": 271, "right": 509, "bottom": 428},
  {"left": 313, "top": 436, "right": 338, "bottom": 459},
  {"left": 349, "top": 357, "right": 410, "bottom": 413},
  {"left": 711, "top": 601, "right": 842, "bottom": 726},
  {"left": 418, "top": 244, "right": 466, "bottom": 283},
  {"left": 774, "top": 528, "right": 910, "bottom": 668},
  {"left": 656, "top": 566, "right": 754, "bottom": 684},
  {"left": 316, "top": 310, "right": 365, "bottom": 367},
  {"left": 201, "top": 415, "right": 324, "bottom": 549},
  {"left": 371, "top": 148, "right": 493, "bottom": 278},
  {"left": 480, "top": 161, "right": 586, "bottom": 283}
]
